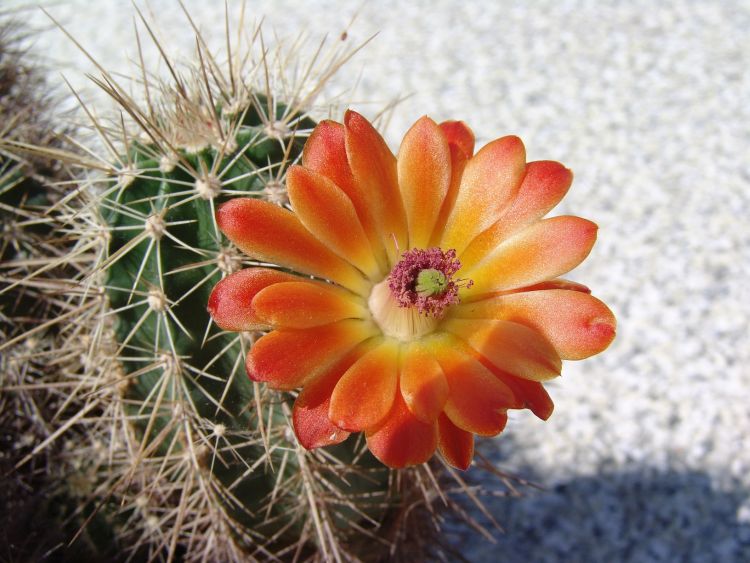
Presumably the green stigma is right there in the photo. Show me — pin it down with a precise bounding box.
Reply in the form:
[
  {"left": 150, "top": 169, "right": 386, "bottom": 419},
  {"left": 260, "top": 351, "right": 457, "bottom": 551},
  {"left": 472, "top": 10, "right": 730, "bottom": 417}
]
[{"left": 415, "top": 268, "right": 449, "bottom": 297}]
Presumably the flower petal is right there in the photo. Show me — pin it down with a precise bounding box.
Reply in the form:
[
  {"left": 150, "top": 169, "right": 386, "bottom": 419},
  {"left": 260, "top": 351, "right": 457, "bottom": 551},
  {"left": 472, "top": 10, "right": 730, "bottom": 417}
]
[
  {"left": 440, "top": 135, "right": 526, "bottom": 255},
  {"left": 397, "top": 116, "right": 451, "bottom": 249},
  {"left": 460, "top": 161, "right": 573, "bottom": 269},
  {"left": 509, "top": 278, "right": 591, "bottom": 294},
  {"left": 246, "top": 320, "right": 377, "bottom": 390},
  {"left": 252, "top": 281, "right": 367, "bottom": 329},
  {"left": 502, "top": 375, "right": 554, "bottom": 420},
  {"left": 429, "top": 336, "right": 518, "bottom": 436},
  {"left": 217, "top": 198, "right": 369, "bottom": 294},
  {"left": 292, "top": 342, "right": 376, "bottom": 449},
  {"left": 303, "top": 119, "right": 388, "bottom": 270},
  {"left": 464, "top": 216, "right": 598, "bottom": 295},
  {"left": 293, "top": 398, "right": 350, "bottom": 450},
  {"left": 430, "top": 140, "right": 470, "bottom": 247},
  {"left": 207, "top": 268, "right": 299, "bottom": 331},
  {"left": 329, "top": 338, "right": 399, "bottom": 432},
  {"left": 442, "top": 318, "right": 561, "bottom": 381},
  {"left": 439, "top": 120, "right": 475, "bottom": 158},
  {"left": 365, "top": 392, "right": 437, "bottom": 468},
  {"left": 437, "top": 413, "right": 474, "bottom": 470},
  {"left": 344, "top": 110, "right": 407, "bottom": 265},
  {"left": 452, "top": 289, "right": 616, "bottom": 360},
  {"left": 293, "top": 397, "right": 350, "bottom": 450},
  {"left": 286, "top": 165, "right": 382, "bottom": 280},
  {"left": 400, "top": 342, "right": 449, "bottom": 423},
  {"left": 302, "top": 120, "right": 356, "bottom": 193},
  {"left": 475, "top": 355, "right": 555, "bottom": 420}
]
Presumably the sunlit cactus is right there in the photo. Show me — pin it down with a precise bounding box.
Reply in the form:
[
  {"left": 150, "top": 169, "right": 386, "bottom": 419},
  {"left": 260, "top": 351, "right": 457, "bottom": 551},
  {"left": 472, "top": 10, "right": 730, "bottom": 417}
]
[
  {"left": 97, "top": 78, "right": 403, "bottom": 557},
  {"left": 0, "top": 6, "right": 525, "bottom": 561},
  {"left": 2, "top": 7, "right": 419, "bottom": 560}
]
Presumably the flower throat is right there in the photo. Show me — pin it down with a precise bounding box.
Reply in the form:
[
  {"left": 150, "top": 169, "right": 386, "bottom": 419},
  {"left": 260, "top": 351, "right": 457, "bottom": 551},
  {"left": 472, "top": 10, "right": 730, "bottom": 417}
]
[{"left": 368, "top": 247, "right": 473, "bottom": 341}]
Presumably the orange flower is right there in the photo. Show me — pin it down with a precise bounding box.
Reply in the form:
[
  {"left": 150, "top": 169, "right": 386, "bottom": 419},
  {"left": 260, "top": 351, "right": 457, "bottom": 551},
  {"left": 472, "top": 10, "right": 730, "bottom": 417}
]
[{"left": 208, "top": 111, "right": 616, "bottom": 469}]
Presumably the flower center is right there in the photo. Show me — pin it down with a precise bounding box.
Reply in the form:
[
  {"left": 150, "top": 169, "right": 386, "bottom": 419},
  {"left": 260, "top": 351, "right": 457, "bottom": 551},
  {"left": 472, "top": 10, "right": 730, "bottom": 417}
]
[
  {"left": 368, "top": 247, "right": 472, "bottom": 342},
  {"left": 389, "top": 247, "right": 471, "bottom": 316}
]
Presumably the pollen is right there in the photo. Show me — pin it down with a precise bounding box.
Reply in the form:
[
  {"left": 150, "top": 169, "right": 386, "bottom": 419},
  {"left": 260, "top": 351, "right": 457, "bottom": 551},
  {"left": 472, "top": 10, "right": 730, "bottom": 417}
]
[
  {"left": 387, "top": 247, "right": 472, "bottom": 317},
  {"left": 367, "top": 247, "right": 473, "bottom": 341}
]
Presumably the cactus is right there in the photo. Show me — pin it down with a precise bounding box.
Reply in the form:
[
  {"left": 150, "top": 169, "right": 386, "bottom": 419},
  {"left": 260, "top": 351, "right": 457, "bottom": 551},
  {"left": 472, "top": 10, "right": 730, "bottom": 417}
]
[
  {"left": 1, "top": 6, "right": 528, "bottom": 560},
  {"left": 0, "top": 18, "right": 65, "bottom": 332},
  {"left": 0, "top": 17, "right": 117, "bottom": 560},
  {"left": 99, "top": 85, "right": 406, "bottom": 556},
  {"left": 0, "top": 9, "right": 421, "bottom": 560}
]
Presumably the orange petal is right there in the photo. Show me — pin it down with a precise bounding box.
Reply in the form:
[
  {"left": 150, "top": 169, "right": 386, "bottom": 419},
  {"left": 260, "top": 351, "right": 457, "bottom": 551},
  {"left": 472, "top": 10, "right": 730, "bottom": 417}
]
[
  {"left": 328, "top": 339, "right": 399, "bottom": 432},
  {"left": 508, "top": 278, "right": 591, "bottom": 294},
  {"left": 400, "top": 342, "right": 449, "bottom": 423},
  {"left": 397, "top": 116, "right": 451, "bottom": 249},
  {"left": 460, "top": 161, "right": 573, "bottom": 269},
  {"left": 303, "top": 120, "right": 356, "bottom": 194},
  {"left": 216, "top": 198, "right": 368, "bottom": 294},
  {"left": 292, "top": 343, "right": 375, "bottom": 449},
  {"left": 429, "top": 337, "right": 518, "bottom": 436},
  {"left": 437, "top": 413, "right": 474, "bottom": 470},
  {"left": 452, "top": 289, "right": 616, "bottom": 360},
  {"left": 476, "top": 356, "right": 555, "bottom": 420},
  {"left": 246, "top": 320, "right": 377, "bottom": 390},
  {"left": 503, "top": 376, "right": 554, "bottom": 421},
  {"left": 442, "top": 318, "right": 562, "bottom": 381},
  {"left": 293, "top": 396, "right": 350, "bottom": 450},
  {"left": 303, "top": 120, "right": 388, "bottom": 271},
  {"left": 252, "top": 281, "right": 366, "bottom": 329},
  {"left": 286, "top": 166, "right": 382, "bottom": 280},
  {"left": 430, "top": 141, "right": 470, "bottom": 247},
  {"left": 440, "top": 135, "right": 526, "bottom": 255},
  {"left": 464, "top": 216, "right": 598, "bottom": 295},
  {"left": 207, "top": 268, "right": 299, "bottom": 331},
  {"left": 439, "top": 120, "right": 475, "bottom": 158},
  {"left": 344, "top": 110, "right": 407, "bottom": 265},
  {"left": 365, "top": 392, "right": 437, "bottom": 468}
]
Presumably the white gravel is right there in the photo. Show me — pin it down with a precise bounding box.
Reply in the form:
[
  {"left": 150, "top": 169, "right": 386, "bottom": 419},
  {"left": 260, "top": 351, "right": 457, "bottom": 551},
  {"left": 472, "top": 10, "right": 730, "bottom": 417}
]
[{"left": 7, "top": 0, "right": 750, "bottom": 560}]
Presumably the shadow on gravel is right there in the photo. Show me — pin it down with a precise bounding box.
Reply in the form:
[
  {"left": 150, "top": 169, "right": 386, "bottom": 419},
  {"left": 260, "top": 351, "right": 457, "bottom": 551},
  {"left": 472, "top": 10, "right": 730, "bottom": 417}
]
[{"left": 446, "top": 455, "right": 750, "bottom": 562}]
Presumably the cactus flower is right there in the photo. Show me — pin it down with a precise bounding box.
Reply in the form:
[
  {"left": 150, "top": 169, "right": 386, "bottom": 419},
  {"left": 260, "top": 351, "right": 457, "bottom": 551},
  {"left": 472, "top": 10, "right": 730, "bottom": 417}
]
[{"left": 208, "top": 110, "right": 616, "bottom": 469}]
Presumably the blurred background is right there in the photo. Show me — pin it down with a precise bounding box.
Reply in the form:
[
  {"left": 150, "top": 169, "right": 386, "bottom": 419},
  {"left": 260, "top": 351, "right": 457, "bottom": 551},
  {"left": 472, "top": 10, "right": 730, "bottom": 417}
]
[{"left": 6, "top": 0, "right": 750, "bottom": 560}]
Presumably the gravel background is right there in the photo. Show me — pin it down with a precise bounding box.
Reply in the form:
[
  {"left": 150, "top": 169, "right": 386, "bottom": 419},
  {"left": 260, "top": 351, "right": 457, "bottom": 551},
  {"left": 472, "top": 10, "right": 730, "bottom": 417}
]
[{"left": 7, "top": 1, "right": 750, "bottom": 561}]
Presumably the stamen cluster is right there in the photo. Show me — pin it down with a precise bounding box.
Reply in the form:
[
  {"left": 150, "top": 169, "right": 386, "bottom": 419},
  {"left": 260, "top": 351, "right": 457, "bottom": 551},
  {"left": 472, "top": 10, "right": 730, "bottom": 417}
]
[{"left": 387, "top": 247, "right": 472, "bottom": 317}]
